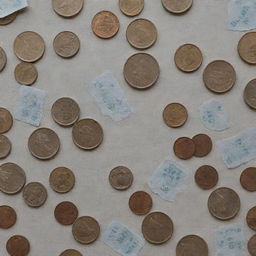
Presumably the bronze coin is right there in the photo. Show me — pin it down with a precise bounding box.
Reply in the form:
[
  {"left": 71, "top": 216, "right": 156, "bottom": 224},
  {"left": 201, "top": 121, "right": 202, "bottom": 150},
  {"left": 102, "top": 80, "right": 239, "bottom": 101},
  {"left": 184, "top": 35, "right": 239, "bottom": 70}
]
[
  {"left": 208, "top": 187, "right": 240, "bottom": 221},
  {"left": 14, "top": 62, "right": 38, "bottom": 85},
  {"left": 129, "top": 191, "right": 153, "bottom": 215},
  {"left": 52, "top": 0, "right": 84, "bottom": 18},
  {"left": 0, "top": 12, "right": 17, "bottom": 25},
  {"left": 0, "top": 134, "right": 11, "bottom": 159},
  {"left": 161, "top": 0, "right": 193, "bottom": 14},
  {"left": 238, "top": 32, "right": 256, "bottom": 65},
  {"left": 109, "top": 166, "right": 133, "bottom": 190},
  {"left": 192, "top": 134, "right": 212, "bottom": 157},
  {"left": 59, "top": 249, "right": 83, "bottom": 256},
  {"left": 247, "top": 207, "right": 256, "bottom": 231},
  {"left": 92, "top": 11, "right": 120, "bottom": 39},
  {"left": 142, "top": 212, "right": 173, "bottom": 245},
  {"left": 0, "top": 205, "right": 16, "bottom": 229},
  {"left": 123, "top": 53, "right": 160, "bottom": 89},
  {"left": 54, "top": 201, "right": 78, "bottom": 225},
  {"left": 195, "top": 165, "right": 218, "bottom": 190},
  {"left": 119, "top": 0, "right": 144, "bottom": 17},
  {"left": 248, "top": 234, "right": 256, "bottom": 256},
  {"left": 240, "top": 167, "right": 256, "bottom": 191},
  {"left": 203, "top": 60, "right": 236, "bottom": 94},
  {"left": 173, "top": 137, "right": 195, "bottom": 160},
  {"left": 244, "top": 79, "right": 256, "bottom": 109},
  {"left": 0, "top": 47, "right": 7, "bottom": 72},
  {"left": 0, "top": 107, "right": 13, "bottom": 134},
  {"left": 6, "top": 235, "right": 30, "bottom": 256}
]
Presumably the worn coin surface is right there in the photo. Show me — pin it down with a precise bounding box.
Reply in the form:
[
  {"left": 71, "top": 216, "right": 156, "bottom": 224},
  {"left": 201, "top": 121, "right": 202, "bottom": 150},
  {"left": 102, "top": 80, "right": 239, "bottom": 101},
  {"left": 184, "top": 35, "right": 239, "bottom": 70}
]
[
  {"left": 109, "top": 166, "right": 133, "bottom": 190},
  {"left": 208, "top": 187, "right": 240, "bottom": 221},
  {"left": 129, "top": 191, "right": 153, "bottom": 215},
  {"left": 55, "top": 201, "right": 78, "bottom": 225},
  {"left": 14, "top": 62, "right": 38, "bottom": 85},
  {"left": 195, "top": 165, "right": 218, "bottom": 190},
  {"left": 173, "top": 137, "right": 195, "bottom": 160},
  {"left": 0, "top": 205, "right": 16, "bottom": 229},
  {"left": 52, "top": 0, "right": 84, "bottom": 18},
  {"left": 247, "top": 207, "right": 256, "bottom": 231},
  {"left": 244, "top": 79, "right": 256, "bottom": 109},
  {"left": 124, "top": 53, "right": 160, "bottom": 89},
  {"left": 0, "top": 47, "right": 7, "bottom": 72},
  {"left": 238, "top": 32, "right": 256, "bottom": 64},
  {"left": 92, "top": 11, "right": 120, "bottom": 39},
  {"left": 161, "top": 0, "right": 193, "bottom": 14},
  {"left": 51, "top": 97, "right": 80, "bottom": 127},
  {"left": 6, "top": 235, "right": 30, "bottom": 256},
  {"left": 240, "top": 167, "right": 256, "bottom": 191},
  {"left": 0, "top": 134, "right": 11, "bottom": 159},
  {"left": 72, "top": 216, "right": 100, "bottom": 244},
  {"left": 0, "top": 107, "right": 13, "bottom": 134},
  {"left": 192, "top": 134, "right": 212, "bottom": 157},
  {"left": 248, "top": 234, "right": 256, "bottom": 256},
  {"left": 60, "top": 249, "right": 83, "bottom": 256},
  {"left": 119, "top": 0, "right": 144, "bottom": 16},
  {"left": 14, "top": 31, "right": 45, "bottom": 62},
  {"left": 0, "top": 12, "right": 17, "bottom": 25}
]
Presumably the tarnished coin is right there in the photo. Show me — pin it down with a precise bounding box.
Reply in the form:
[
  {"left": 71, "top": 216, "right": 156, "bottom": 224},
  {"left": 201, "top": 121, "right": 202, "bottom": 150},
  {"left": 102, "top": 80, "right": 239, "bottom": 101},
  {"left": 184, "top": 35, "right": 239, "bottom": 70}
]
[
  {"left": 0, "top": 205, "right": 16, "bottom": 229},
  {"left": 23, "top": 182, "right": 47, "bottom": 208},
  {"left": 142, "top": 212, "right": 173, "bottom": 245},
  {"left": 51, "top": 97, "right": 80, "bottom": 127},
  {"left": 161, "top": 0, "right": 193, "bottom": 14},
  {"left": 195, "top": 165, "right": 218, "bottom": 190},
  {"left": 192, "top": 134, "right": 212, "bottom": 157},
  {"left": 60, "top": 249, "right": 83, "bottom": 256},
  {"left": 92, "top": 11, "right": 120, "bottom": 39},
  {"left": 238, "top": 32, "right": 256, "bottom": 64},
  {"left": 174, "top": 44, "right": 203, "bottom": 72},
  {"left": 14, "top": 62, "right": 38, "bottom": 85},
  {"left": 240, "top": 167, "right": 256, "bottom": 191},
  {"left": 0, "top": 12, "right": 17, "bottom": 25},
  {"left": 52, "top": 0, "right": 84, "bottom": 18},
  {"left": 6, "top": 235, "right": 30, "bottom": 256},
  {"left": 248, "top": 234, "right": 256, "bottom": 256},
  {"left": 54, "top": 201, "right": 78, "bottom": 225},
  {"left": 0, "top": 47, "right": 7, "bottom": 72},
  {"left": 203, "top": 60, "right": 236, "bottom": 94},
  {"left": 247, "top": 207, "right": 256, "bottom": 231},
  {"left": 109, "top": 166, "right": 133, "bottom": 190},
  {"left": 72, "top": 216, "right": 100, "bottom": 244},
  {"left": 244, "top": 79, "right": 256, "bottom": 109},
  {"left": 0, "top": 134, "right": 11, "bottom": 159},
  {"left": 208, "top": 187, "right": 240, "bottom": 221},
  {"left": 0, "top": 107, "right": 13, "bottom": 134},
  {"left": 72, "top": 119, "right": 103, "bottom": 150},
  {"left": 124, "top": 53, "right": 160, "bottom": 89},
  {"left": 0, "top": 163, "right": 26, "bottom": 194},
  {"left": 119, "top": 0, "right": 144, "bottom": 17},
  {"left": 173, "top": 137, "right": 195, "bottom": 160},
  {"left": 129, "top": 191, "right": 153, "bottom": 215},
  {"left": 28, "top": 128, "right": 60, "bottom": 160}
]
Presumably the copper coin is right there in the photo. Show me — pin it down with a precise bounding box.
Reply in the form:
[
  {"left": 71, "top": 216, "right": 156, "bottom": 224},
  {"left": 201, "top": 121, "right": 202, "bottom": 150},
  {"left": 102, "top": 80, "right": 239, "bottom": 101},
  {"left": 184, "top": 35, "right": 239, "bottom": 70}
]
[
  {"left": 54, "top": 201, "right": 78, "bottom": 225},
  {"left": 119, "top": 0, "right": 144, "bottom": 17},
  {"left": 208, "top": 187, "right": 240, "bottom": 221},
  {"left": 244, "top": 79, "right": 256, "bottom": 109},
  {"left": 238, "top": 32, "right": 256, "bottom": 65},
  {"left": 0, "top": 205, "right": 16, "bottom": 229},
  {"left": 14, "top": 62, "right": 38, "bottom": 85},
  {"left": 14, "top": 31, "right": 45, "bottom": 62},
  {"left": 51, "top": 97, "right": 80, "bottom": 127},
  {"left": 161, "top": 0, "right": 193, "bottom": 14},
  {"left": 109, "top": 166, "right": 133, "bottom": 190},
  {"left": 0, "top": 47, "right": 7, "bottom": 72},
  {"left": 129, "top": 191, "right": 153, "bottom": 215},
  {"left": 203, "top": 60, "right": 236, "bottom": 94},
  {"left": 0, "top": 134, "right": 11, "bottom": 159},
  {"left": 174, "top": 44, "right": 203, "bottom": 72},
  {"left": 173, "top": 137, "right": 195, "bottom": 160},
  {"left": 23, "top": 182, "right": 47, "bottom": 208},
  {"left": 240, "top": 167, "right": 256, "bottom": 191},
  {"left": 72, "top": 216, "right": 100, "bottom": 244},
  {"left": 123, "top": 53, "right": 160, "bottom": 89},
  {"left": 49, "top": 167, "right": 75, "bottom": 193},
  {"left": 72, "top": 118, "right": 103, "bottom": 150},
  {"left": 192, "top": 134, "right": 212, "bottom": 157},
  {"left": 0, "top": 107, "right": 13, "bottom": 134},
  {"left": 0, "top": 12, "right": 17, "bottom": 25},
  {"left": 92, "top": 11, "right": 120, "bottom": 39},
  {"left": 248, "top": 234, "right": 256, "bottom": 256},
  {"left": 0, "top": 163, "right": 26, "bottom": 195},
  {"left": 6, "top": 235, "right": 30, "bottom": 256},
  {"left": 176, "top": 235, "right": 208, "bottom": 256},
  {"left": 247, "top": 207, "right": 256, "bottom": 231},
  {"left": 52, "top": 0, "right": 84, "bottom": 18},
  {"left": 195, "top": 165, "right": 218, "bottom": 190},
  {"left": 142, "top": 212, "right": 173, "bottom": 245},
  {"left": 28, "top": 128, "right": 60, "bottom": 160},
  {"left": 59, "top": 249, "right": 83, "bottom": 256}
]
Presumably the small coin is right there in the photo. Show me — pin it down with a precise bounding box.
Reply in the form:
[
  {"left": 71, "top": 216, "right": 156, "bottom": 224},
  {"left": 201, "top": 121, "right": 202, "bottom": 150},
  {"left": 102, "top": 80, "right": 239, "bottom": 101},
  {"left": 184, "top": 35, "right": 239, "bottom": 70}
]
[
  {"left": 0, "top": 134, "right": 11, "bottom": 159},
  {"left": 0, "top": 12, "right": 17, "bottom": 25},
  {"left": 92, "top": 11, "right": 120, "bottom": 39},
  {"left": 129, "top": 191, "right": 153, "bottom": 215},
  {"left": 192, "top": 134, "right": 212, "bottom": 157},
  {"left": 161, "top": 0, "right": 193, "bottom": 14},
  {"left": 51, "top": 97, "right": 80, "bottom": 127},
  {"left": 238, "top": 32, "right": 256, "bottom": 65},
  {"left": 240, "top": 167, "right": 256, "bottom": 191},
  {"left": 124, "top": 53, "right": 160, "bottom": 89},
  {"left": 0, "top": 205, "right": 16, "bottom": 229},
  {"left": 247, "top": 207, "right": 256, "bottom": 231},
  {"left": 173, "top": 137, "right": 195, "bottom": 160},
  {"left": 14, "top": 62, "right": 38, "bottom": 85},
  {"left": 52, "top": 0, "right": 84, "bottom": 18},
  {"left": 248, "top": 234, "right": 256, "bottom": 256},
  {"left": 0, "top": 107, "right": 13, "bottom": 134},
  {"left": 109, "top": 166, "right": 133, "bottom": 190},
  {"left": 208, "top": 187, "right": 240, "bottom": 221},
  {"left": 60, "top": 249, "right": 83, "bottom": 256},
  {"left": 14, "top": 31, "right": 45, "bottom": 62},
  {"left": 28, "top": 128, "right": 60, "bottom": 160},
  {"left": 72, "top": 119, "right": 103, "bottom": 150},
  {"left": 54, "top": 201, "right": 78, "bottom": 225},
  {"left": 0, "top": 163, "right": 26, "bottom": 194},
  {"left": 72, "top": 216, "right": 100, "bottom": 244},
  {"left": 195, "top": 165, "right": 218, "bottom": 190},
  {"left": 119, "top": 0, "right": 144, "bottom": 16},
  {"left": 203, "top": 60, "right": 236, "bottom": 94},
  {"left": 0, "top": 47, "right": 7, "bottom": 72},
  {"left": 6, "top": 235, "right": 30, "bottom": 256},
  {"left": 244, "top": 79, "right": 256, "bottom": 109},
  {"left": 142, "top": 212, "right": 173, "bottom": 245}
]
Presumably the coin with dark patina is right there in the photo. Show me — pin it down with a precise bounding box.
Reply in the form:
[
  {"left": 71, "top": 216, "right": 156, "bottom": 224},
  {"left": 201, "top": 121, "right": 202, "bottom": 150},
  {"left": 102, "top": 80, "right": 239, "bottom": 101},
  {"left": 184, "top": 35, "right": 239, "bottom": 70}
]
[
  {"left": 195, "top": 165, "right": 218, "bottom": 190},
  {"left": 248, "top": 234, "right": 256, "bottom": 256},
  {"left": 240, "top": 167, "right": 256, "bottom": 191},
  {"left": 0, "top": 205, "right": 16, "bottom": 229},
  {"left": 238, "top": 32, "right": 256, "bottom": 65},
  {"left": 0, "top": 12, "right": 17, "bottom": 25},
  {"left": 0, "top": 134, "right": 11, "bottom": 159},
  {"left": 6, "top": 235, "right": 30, "bottom": 256},
  {"left": 109, "top": 166, "right": 133, "bottom": 190},
  {"left": 14, "top": 62, "right": 38, "bottom": 85},
  {"left": 52, "top": 0, "right": 84, "bottom": 18},
  {"left": 247, "top": 207, "right": 256, "bottom": 231},
  {"left": 59, "top": 249, "right": 83, "bottom": 256},
  {"left": 244, "top": 79, "right": 256, "bottom": 110},
  {"left": 161, "top": 0, "right": 193, "bottom": 14},
  {"left": 0, "top": 107, "right": 13, "bottom": 134},
  {"left": 54, "top": 201, "right": 78, "bottom": 225},
  {"left": 0, "top": 47, "right": 7, "bottom": 72},
  {"left": 192, "top": 134, "right": 212, "bottom": 157},
  {"left": 129, "top": 191, "right": 153, "bottom": 215},
  {"left": 119, "top": 0, "right": 144, "bottom": 16},
  {"left": 173, "top": 137, "right": 195, "bottom": 160}
]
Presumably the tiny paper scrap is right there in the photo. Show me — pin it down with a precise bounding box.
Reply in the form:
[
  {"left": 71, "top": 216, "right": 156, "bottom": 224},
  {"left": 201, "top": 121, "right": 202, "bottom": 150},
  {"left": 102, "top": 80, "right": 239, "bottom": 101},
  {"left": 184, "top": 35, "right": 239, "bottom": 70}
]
[
  {"left": 14, "top": 85, "right": 47, "bottom": 127},
  {"left": 0, "top": 0, "right": 28, "bottom": 18},
  {"left": 199, "top": 99, "right": 230, "bottom": 131},
  {"left": 148, "top": 158, "right": 189, "bottom": 202},
  {"left": 102, "top": 221, "right": 145, "bottom": 256},
  {"left": 88, "top": 71, "right": 133, "bottom": 121}
]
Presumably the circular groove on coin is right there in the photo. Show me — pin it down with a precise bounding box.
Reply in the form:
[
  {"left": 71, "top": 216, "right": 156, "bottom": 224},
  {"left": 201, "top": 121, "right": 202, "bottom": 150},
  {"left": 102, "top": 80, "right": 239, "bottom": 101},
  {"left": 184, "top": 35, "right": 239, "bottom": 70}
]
[
  {"left": 109, "top": 166, "right": 133, "bottom": 190},
  {"left": 244, "top": 79, "right": 256, "bottom": 110},
  {"left": 52, "top": 0, "right": 84, "bottom": 18},
  {"left": 240, "top": 167, "right": 256, "bottom": 191},
  {"left": 195, "top": 165, "right": 218, "bottom": 190},
  {"left": 119, "top": 0, "right": 144, "bottom": 17},
  {"left": 0, "top": 12, "right": 17, "bottom": 25},
  {"left": 59, "top": 249, "right": 83, "bottom": 256},
  {"left": 14, "top": 62, "right": 38, "bottom": 85},
  {"left": 247, "top": 206, "right": 256, "bottom": 231},
  {"left": 6, "top": 235, "right": 30, "bottom": 256},
  {"left": 129, "top": 191, "right": 153, "bottom": 215},
  {"left": 0, "top": 134, "right": 11, "bottom": 159},
  {"left": 238, "top": 32, "right": 256, "bottom": 65},
  {"left": 192, "top": 134, "right": 212, "bottom": 157},
  {"left": 0, "top": 47, "right": 7, "bottom": 72},
  {"left": 54, "top": 201, "right": 78, "bottom": 225},
  {"left": 0, "top": 205, "right": 16, "bottom": 229},
  {"left": 161, "top": 0, "right": 193, "bottom": 14},
  {"left": 173, "top": 137, "right": 195, "bottom": 160},
  {"left": 0, "top": 107, "right": 13, "bottom": 134},
  {"left": 248, "top": 234, "right": 256, "bottom": 256}
]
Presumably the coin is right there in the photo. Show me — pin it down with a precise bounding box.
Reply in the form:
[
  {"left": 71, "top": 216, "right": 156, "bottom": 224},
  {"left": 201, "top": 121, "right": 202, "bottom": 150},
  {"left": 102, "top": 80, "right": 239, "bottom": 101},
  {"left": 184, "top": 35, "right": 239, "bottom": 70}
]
[
  {"left": 174, "top": 44, "right": 203, "bottom": 72},
  {"left": 72, "top": 216, "right": 100, "bottom": 244},
  {"left": 240, "top": 167, "right": 256, "bottom": 191},
  {"left": 23, "top": 182, "right": 47, "bottom": 208},
  {"left": 52, "top": 0, "right": 84, "bottom": 18},
  {"left": 0, "top": 205, "right": 16, "bottom": 229},
  {"left": 161, "top": 0, "right": 193, "bottom": 14},
  {"left": 51, "top": 97, "right": 80, "bottom": 127},
  {"left": 28, "top": 128, "right": 60, "bottom": 160},
  {"left": 6, "top": 235, "right": 30, "bottom": 256},
  {"left": 0, "top": 134, "right": 11, "bottom": 159},
  {"left": 119, "top": 0, "right": 144, "bottom": 17},
  {"left": 173, "top": 137, "right": 195, "bottom": 160},
  {"left": 0, "top": 107, "right": 13, "bottom": 134},
  {"left": 123, "top": 53, "right": 160, "bottom": 89},
  {"left": 0, "top": 47, "right": 7, "bottom": 72},
  {"left": 109, "top": 166, "right": 133, "bottom": 190},
  {"left": 72, "top": 119, "right": 103, "bottom": 150},
  {"left": 195, "top": 165, "right": 218, "bottom": 190},
  {"left": 60, "top": 249, "right": 83, "bottom": 256},
  {"left": 0, "top": 163, "right": 26, "bottom": 194},
  {"left": 14, "top": 31, "right": 45, "bottom": 62},
  {"left": 192, "top": 134, "right": 212, "bottom": 157},
  {"left": 129, "top": 191, "right": 153, "bottom": 215},
  {"left": 238, "top": 32, "right": 256, "bottom": 65},
  {"left": 208, "top": 187, "right": 240, "bottom": 221},
  {"left": 14, "top": 62, "right": 38, "bottom": 85},
  {"left": 0, "top": 12, "right": 17, "bottom": 25},
  {"left": 54, "top": 201, "right": 78, "bottom": 225},
  {"left": 142, "top": 212, "right": 173, "bottom": 245},
  {"left": 176, "top": 235, "right": 208, "bottom": 256},
  {"left": 247, "top": 207, "right": 256, "bottom": 231},
  {"left": 244, "top": 79, "right": 256, "bottom": 109},
  {"left": 248, "top": 234, "right": 256, "bottom": 256},
  {"left": 203, "top": 60, "right": 236, "bottom": 94}
]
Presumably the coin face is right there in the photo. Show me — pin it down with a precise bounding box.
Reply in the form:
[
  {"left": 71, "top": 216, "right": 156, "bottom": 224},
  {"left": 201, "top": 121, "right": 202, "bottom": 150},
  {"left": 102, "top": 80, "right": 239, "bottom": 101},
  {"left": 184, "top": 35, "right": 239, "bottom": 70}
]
[
  {"left": 72, "top": 216, "right": 100, "bottom": 244},
  {"left": 119, "top": 0, "right": 144, "bottom": 16},
  {"left": 129, "top": 191, "right": 153, "bottom": 215},
  {"left": 0, "top": 12, "right": 17, "bottom": 25},
  {"left": 173, "top": 137, "right": 195, "bottom": 160},
  {"left": 0, "top": 163, "right": 26, "bottom": 194},
  {"left": 72, "top": 119, "right": 103, "bottom": 150},
  {"left": 54, "top": 201, "right": 78, "bottom": 225},
  {"left": 244, "top": 79, "right": 256, "bottom": 109},
  {"left": 0, "top": 134, "right": 11, "bottom": 159},
  {"left": 248, "top": 234, "right": 256, "bottom": 256},
  {"left": 203, "top": 60, "right": 236, "bottom": 94},
  {"left": 208, "top": 187, "right": 240, "bottom": 221},
  {"left": 238, "top": 32, "right": 256, "bottom": 64},
  {"left": 240, "top": 167, "right": 256, "bottom": 191},
  {"left": 14, "top": 62, "right": 38, "bottom": 85},
  {"left": 0, "top": 205, "right": 16, "bottom": 229},
  {"left": 192, "top": 134, "right": 212, "bottom": 157},
  {"left": 92, "top": 11, "right": 120, "bottom": 39},
  {"left": 6, "top": 235, "right": 30, "bottom": 256},
  {"left": 124, "top": 53, "right": 160, "bottom": 89},
  {"left": 0, "top": 47, "right": 7, "bottom": 72},
  {"left": 109, "top": 166, "right": 133, "bottom": 190},
  {"left": 28, "top": 128, "right": 60, "bottom": 160},
  {"left": 142, "top": 212, "right": 173, "bottom": 245},
  {"left": 0, "top": 107, "right": 13, "bottom": 134},
  {"left": 14, "top": 31, "right": 45, "bottom": 62},
  {"left": 51, "top": 97, "right": 80, "bottom": 127},
  {"left": 60, "top": 249, "right": 83, "bottom": 256},
  {"left": 52, "top": 0, "right": 84, "bottom": 18},
  {"left": 247, "top": 207, "right": 256, "bottom": 231},
  {"left": 195, "top": 165, "right": 218, "bottom": 190},
  {"left": 161, "top": 0, "right": 193, "bottom": 14}
]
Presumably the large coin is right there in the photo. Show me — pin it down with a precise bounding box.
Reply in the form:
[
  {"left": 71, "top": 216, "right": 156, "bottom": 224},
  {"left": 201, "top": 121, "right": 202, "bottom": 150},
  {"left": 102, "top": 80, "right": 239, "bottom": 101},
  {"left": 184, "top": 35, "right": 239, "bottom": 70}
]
[
  {"left": 195, "top": 165, "right": 218, "bottom": 190},
  {"left": 0, "top": 12, "right": 17, "bottom": 25},
  {"left": 109, "top": 166, "right": 133, "bottom": 190},
  {"left": 240, "top": 167, "right": 256, "bottom": 192},
  {"left": 6, "top": 235, "right": 30, "bottom": 256},
  {"left": 14, "top": 62, "right": 38, "bottom": 85},
  {"left": 238, "top": 32, "right": 256, "bottom": 64},
  {"left": 119, "top": 0, "right": 144, "bottom": 17},
  {"left": 54, "top": 201, "right": 78, "bottom": 225},
  {"left": 0, "top": 47, "right": 7, "bottom": 72},
  {"left": 173, "top": 137, "right": 195, "bottom": 160},
  {"left": 0, "top": 134, "right": 11, "bottom": 159},
  {"left": 59, "top": 249, "right": 83, "bottom": 256},
  {"left": 52, "top": 0, "right": 84, "bottom": 18},
  {"left": 0, "top": 107, "right": 13, "bottom": 134},
  {"left": 0, "top": 205, "right": 16, "bottom": 229},
  {"left": 161, "top": 0, "right": 193, "bottom": 14},
  {"left": 247, "top": 206, "right": 256, "bottom": 231},
  {"left": 192, "top": 134, "right": 212, "bottom": 157},
  {"left": 244, "top": 79, "right": 256, "bottom": 109},
  {"left": 248, "top": 234, "right": 256, "bottom": 256},
  {"left": 129, "top": 191, "right": 153, "bottom": 215}
]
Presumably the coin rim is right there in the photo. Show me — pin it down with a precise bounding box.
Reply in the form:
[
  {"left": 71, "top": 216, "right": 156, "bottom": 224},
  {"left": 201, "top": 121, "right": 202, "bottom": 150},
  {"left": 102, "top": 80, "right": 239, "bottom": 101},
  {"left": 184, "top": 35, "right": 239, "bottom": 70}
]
[
  {"left": 14, "top": 62, "right": 38, "bottom": 85},
  {"left": 119, "top": 0, "right": 144, "bottom": 17},
  {"left": 161, "top": 0, "right": 193, "bottom": 14},
  {"left": 52, "top": 0, "right": 84, "bottom": 18}
]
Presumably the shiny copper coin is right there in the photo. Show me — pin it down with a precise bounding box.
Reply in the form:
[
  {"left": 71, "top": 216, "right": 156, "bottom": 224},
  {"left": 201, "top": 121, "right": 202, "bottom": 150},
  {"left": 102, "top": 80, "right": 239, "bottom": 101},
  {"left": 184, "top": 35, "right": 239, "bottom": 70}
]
[
  {"left": 6, "top": 235, "right": 30, "bottom": 256},
  {"left": 240, "top": 167, "right": 256, "bottom": 191},
  {"left": 247, "top": 207, "right": 256, "bottom": 231},
  {"left": 0, "top": 12, "right": 17, "bottom": 25},
  {"left": 195, "top": 165, "right": 218, "bottom": 190},
  {"left": 60, "top": 249, "right": 83, "bottom": 256},
  {"left": 238, "top": 32, "right": 256, "bottom": 64},
  {"left": 14, "top": 62, "right": 38, "bottom": 85},
  {"left": 0, "top": 205, "right": 16, "bottom": 229},
  {"left": 52, "top": 0, "right": 84, "bottom": 18},
  {"left": 0, "top": 47, "right": 7, "bottom": 72},
  {"left": 248, "top": 234, "right": 256, "bottom": 256},
  {"left": 162, "top": 0, "right": 193, "bottom": 14},
  {"left": 109, "top": 166, "right": 133, "bottom": 190},
  {"left": 55, "top": 201, "right": 78, "bottom": 225},
  {"left": 244, "top": 79, "right": 256, "bottom": 109},
  {"left": 124, "top": 53, "right": 160, "bottom": 89},
  {"left": 129, "top": 191, "right": 153, "bottom": 215},
  {"left": 173, "top": 137, "right": 195, "bottom": 160},
  {"left": 192, "top": 134, "right": 212, "bottom": 157},
  {"left": 0, "top": 107, "right": 13, "bottom": 134},
  {"left": 0, "top": 134, "right": 11, "bottom": 159},
  {"left": 119, "top": 0, "right": 144, "bottom": 17}
]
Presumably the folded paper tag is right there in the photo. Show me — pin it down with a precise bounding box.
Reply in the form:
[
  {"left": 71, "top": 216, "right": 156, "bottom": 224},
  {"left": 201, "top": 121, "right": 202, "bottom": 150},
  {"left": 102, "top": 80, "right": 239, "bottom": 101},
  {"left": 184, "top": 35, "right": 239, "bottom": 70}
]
[{"left": 0, "top": 0, "right": 28, "bottom": 18}]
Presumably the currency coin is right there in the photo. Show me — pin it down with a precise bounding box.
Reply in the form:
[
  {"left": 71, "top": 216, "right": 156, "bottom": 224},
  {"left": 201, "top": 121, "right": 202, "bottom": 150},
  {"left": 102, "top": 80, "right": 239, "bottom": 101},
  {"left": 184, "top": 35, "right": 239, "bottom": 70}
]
[
  {"left": 0, "top": 12, "right": 17, "bottom": 25},
  {"left": 60, "top": 249, "right": 83, "bottom": 256},
  {"left": 192, "top": 134, "right": 212, "bottom": 157},
  {"left": 173, "top": 137, "right": 195, "bottom": 160},
  {"left": 6, "top": 235, "right": 30, "bottom": 256},
  {"left": 240, "top": 167, "right": 256, "bottom": 191},
  {"left": 123, "top": 53, "right": 160, "bottom": 89},
  {"left": 238, "top": 32, "right": 256, "bottom": 64},
  {"left": 195, "top": 165, "right": 218, "bottom": 190},
  {"left": 14, "top": 62, "right": 38, "bottom": 85},
  {"left": 92, "top": 11, "right": 120, "bottom": 39},
  {"left": 72, "top": 119, "right": 103, "bottom": 150},
  {"left": 208, "top": 187, "right": 240, "bottom": 221},
  {"left": 0, "top": 107, "right": 13, "bottom": 134},
  {"left": 244, "top": 79, "right": 256, "bottom": 109},
  {"left": 119, "top": 0, "right": 144, "bottom": 17},
  {"left": 52, "top": 0, "right": 84, "bottom": 18},
  {"left": 247, "top": 207, "right": 256, "bottom": 231},
  {"left": 109, "top": 166, "right": 133, "bottom": 190},
  {"left": 203, "top": 60, "right": 236, "bottom": 93},
  {"left": 161, "top": 0, "right": 193, "bottom": 14},
  {"left": 72, "top": 216, "right": 100, "bottom": 244},
  {"left": 28, "top": 128, "right": 60, "bottom": 160},
  {"left": 0, "top": 47, "right": 7, "bottom": 72},
  {"left": 54, "top": 201, "right": 78, "bottom": 225},
  {"left": 0, "top": 205, "right": 16, "bottom": 229},
  {"left": 248, "top": 234, "right": 256, "bottom": 256},
  {"left": 129, "top": 191, "right": 153, "bottom": 215},
  {"left": 14, "top": 31, "right": 45, "bottom": 62},
  {"left": 0, "top": 134, "right": 11, "bottom": 159},
  {"left": 142, "top": 212, "right": 173, "bottom": 245}
]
